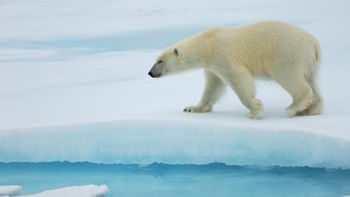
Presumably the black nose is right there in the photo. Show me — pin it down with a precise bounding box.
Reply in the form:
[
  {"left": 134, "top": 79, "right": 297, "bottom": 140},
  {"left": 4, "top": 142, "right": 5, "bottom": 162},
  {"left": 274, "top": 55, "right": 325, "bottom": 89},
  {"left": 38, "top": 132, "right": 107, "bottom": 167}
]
[{"left": 148, "top": 71, "right": 161, "bottom": 78}]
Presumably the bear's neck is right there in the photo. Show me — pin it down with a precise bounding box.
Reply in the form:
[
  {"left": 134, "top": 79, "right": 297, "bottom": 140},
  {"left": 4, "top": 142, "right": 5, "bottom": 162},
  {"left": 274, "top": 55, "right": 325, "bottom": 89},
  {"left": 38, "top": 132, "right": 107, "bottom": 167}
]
[{"left": 180, "top": 36, "right": 212, "bottom": 69}]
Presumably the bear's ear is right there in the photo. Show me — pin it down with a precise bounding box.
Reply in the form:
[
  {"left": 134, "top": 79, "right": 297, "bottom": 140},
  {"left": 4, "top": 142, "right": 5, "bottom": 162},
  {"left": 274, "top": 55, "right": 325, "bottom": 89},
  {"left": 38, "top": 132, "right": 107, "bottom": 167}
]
[{"left": 174, "top": 48, "right": 179, "bottom": 57}]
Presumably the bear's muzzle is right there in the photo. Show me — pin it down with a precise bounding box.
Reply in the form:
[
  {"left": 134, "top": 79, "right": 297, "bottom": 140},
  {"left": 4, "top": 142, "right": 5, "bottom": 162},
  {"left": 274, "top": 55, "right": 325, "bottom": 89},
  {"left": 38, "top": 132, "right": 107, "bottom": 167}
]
[{"left": 148, "top": 62, "right": 164, "bottom": 78}]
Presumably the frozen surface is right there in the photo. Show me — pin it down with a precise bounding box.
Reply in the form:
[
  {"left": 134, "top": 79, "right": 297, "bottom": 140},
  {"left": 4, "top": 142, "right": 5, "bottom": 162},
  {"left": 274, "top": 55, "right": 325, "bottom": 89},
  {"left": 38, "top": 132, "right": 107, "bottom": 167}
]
[
  {"left": 0, "top": 185, "right": 22, "bottom": 196},
  {"left": 21, "top": 185, "right": 108, "bottom": 197},
  {"left": 1, "top": 0, "right": 350, "bottom": 169}
]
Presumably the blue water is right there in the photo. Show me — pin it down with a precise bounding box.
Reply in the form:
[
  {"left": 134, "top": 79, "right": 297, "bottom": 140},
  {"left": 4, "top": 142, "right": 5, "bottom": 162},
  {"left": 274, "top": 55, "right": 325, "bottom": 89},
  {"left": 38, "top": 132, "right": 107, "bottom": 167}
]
[
  {"left": 0, "top": 24, "right": 243, "bottom": 53},
  {"left": 27, "top": 27, "right": 203, "bottom": 52},
  {"left": 0, "top": 27, "right": 206, "bottom": 53},
  {"left": 1, "top": 162, "right": 350, "bottom": 197},
  {"left": 0, "top": 27, "right": 210, "bottom": 63}
]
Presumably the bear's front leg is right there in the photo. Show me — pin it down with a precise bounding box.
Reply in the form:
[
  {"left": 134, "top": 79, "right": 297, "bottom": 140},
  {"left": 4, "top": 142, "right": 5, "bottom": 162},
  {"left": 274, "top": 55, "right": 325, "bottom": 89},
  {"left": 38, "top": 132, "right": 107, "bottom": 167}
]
[
  {"left": 183, "top": 70, "right": 226, "bottom": 113},
  {"left": 221, "top": 65, "right": 263, "bottom": 119}
]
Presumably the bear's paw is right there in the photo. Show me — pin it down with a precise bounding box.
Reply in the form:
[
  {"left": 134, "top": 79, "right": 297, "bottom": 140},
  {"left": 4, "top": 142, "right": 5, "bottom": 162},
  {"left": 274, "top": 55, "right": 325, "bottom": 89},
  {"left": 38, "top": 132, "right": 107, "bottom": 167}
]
[{"left": 183, "top": 105, "right": 212, "bottom": 113}]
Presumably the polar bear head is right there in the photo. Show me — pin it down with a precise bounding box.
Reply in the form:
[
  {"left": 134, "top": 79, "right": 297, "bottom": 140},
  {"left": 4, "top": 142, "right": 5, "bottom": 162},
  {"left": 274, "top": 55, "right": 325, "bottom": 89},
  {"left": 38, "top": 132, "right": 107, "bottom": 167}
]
[
  {"left": 148, "top": 44, "right": 198, "bottom": 78},
  {"left": 148, "top": 47, "right": 182, "bottom": 78}
]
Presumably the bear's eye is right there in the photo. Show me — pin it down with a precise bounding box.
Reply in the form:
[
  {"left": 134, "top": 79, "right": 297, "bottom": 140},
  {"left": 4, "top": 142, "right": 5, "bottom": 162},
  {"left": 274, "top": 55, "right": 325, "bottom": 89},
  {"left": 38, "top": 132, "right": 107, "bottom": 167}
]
[
  {"left": 174, "top": 48, "right": 179, "bottom": 56},
  {"left": 157, "top": 60, "right": 163, "bottom": 64}
]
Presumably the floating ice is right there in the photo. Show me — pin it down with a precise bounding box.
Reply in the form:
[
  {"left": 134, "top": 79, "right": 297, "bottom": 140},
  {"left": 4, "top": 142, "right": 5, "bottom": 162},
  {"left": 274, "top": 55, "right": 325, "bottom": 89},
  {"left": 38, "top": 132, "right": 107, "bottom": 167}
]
[
  {"left": 21, "top": 185, "right": 108, "bottom": 197},
  {"left": 0, "top": 185, "right": 22, "bottom": 196}
]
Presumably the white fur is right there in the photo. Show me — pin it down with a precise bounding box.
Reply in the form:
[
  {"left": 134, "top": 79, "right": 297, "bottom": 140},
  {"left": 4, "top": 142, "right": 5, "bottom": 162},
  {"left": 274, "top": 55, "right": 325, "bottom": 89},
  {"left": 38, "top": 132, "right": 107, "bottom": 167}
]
[{"left": 150, "top": 21, "right": 322, "bottom": 119}]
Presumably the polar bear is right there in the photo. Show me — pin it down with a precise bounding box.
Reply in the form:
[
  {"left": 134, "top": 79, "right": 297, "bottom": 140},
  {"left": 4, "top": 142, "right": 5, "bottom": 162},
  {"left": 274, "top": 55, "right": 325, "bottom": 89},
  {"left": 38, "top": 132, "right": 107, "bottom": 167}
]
[{"left": 148, "top": 21, "right": 322, "bottom": 119}]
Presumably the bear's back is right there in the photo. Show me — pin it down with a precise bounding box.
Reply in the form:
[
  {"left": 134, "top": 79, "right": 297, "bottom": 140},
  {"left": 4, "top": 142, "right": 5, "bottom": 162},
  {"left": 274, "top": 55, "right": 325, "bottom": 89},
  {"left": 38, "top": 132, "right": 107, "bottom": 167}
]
[{"left": 212, "top": 21, "right": 320, "bottom": 76}]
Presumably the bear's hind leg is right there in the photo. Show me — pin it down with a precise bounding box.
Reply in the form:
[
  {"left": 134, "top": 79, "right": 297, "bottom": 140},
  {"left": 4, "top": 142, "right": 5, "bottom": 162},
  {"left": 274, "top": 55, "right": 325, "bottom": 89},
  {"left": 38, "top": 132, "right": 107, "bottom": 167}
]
[
  {"left": 183, "top": 70, "right": 226, "bottom": 113},
  {"left": 273, "top": 73, "right": 315, "bottom": 117},
  {"left": 297, "top": 75, "right": 323, "bottom": 116}
]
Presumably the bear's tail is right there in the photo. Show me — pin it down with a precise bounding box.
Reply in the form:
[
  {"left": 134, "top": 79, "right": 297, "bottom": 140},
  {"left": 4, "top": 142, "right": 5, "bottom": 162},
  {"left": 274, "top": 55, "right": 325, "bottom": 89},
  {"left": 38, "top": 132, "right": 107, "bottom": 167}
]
[{"left": 313, "top": 39, "right": 322, "bottom": 66}]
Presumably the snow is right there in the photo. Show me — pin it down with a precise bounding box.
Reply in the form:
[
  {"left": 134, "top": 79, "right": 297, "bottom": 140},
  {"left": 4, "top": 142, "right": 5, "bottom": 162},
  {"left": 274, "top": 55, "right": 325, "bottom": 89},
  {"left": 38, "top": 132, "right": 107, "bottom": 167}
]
[
  {"left": 21, "top": 185, "right": 108, "bottom": 197},
  {"left": 1, "top": 0, "right": 350, "bottom": 169},
  {"left": 0, "top": 185, "right": 22, "bottom": 196}
]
